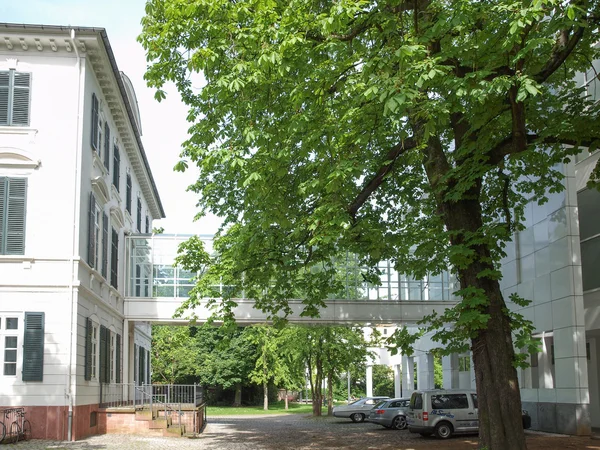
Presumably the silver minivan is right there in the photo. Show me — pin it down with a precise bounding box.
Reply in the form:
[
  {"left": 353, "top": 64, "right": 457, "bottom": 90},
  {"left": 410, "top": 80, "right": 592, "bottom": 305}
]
[{"left": 406, "top": 389, "right": 479, "bottom": 439}]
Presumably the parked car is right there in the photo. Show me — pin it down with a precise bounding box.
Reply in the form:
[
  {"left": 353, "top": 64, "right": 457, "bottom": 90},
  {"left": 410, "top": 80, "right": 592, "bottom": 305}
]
[
  {"left": 333, "top": 396, "right": 390, "bottom": 423},
  {"left": 366, "top": 398, "right": 411, "bottom": 429},
  {"left": 406, "top": 389, "right": 531, "bottom": 439}
]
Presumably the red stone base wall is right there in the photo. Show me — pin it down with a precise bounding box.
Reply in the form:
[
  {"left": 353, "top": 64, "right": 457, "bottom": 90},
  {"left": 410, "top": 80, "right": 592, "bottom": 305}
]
[{"left": 0, "top": 404, "right": 102, "bottom": 441}]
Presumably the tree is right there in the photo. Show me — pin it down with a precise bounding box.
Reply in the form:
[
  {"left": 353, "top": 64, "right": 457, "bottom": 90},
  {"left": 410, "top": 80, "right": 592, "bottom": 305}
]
[
  {"left": 373, "top": 365, "right": 395, "bottom": 397},
  {"left": 246, "top": 324, "right": 288, "bottom": 410},
  {"left": 140, "top": 1, "right": 600, "bottom": 448}
]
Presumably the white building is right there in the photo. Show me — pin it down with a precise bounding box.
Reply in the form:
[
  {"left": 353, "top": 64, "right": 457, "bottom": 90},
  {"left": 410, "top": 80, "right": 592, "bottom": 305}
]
[
  {"left": 384, "top": 149, "right": 600, "bottom": 435},
  {"left": 0, "top": 23, "right": 165, "bottom": 440}
]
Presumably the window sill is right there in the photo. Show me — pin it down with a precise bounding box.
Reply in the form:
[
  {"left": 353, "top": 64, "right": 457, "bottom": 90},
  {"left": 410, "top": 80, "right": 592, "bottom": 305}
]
[
  {"left": 0, "top": 255, "right": 34, "bottom": 263},
  {"left": 0, "top": 126, "right": 38, "bottom": 136}
]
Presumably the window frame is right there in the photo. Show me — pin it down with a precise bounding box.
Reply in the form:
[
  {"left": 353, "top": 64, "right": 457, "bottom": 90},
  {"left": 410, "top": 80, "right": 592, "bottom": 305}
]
[
  {"left": 0, "top": 315, "right": 20, "bottom": 377},
  {"left": 0, "top": 69, "right": 32, "bottom": 127},
  {"left": 91, "top": 322, "right": 98, "bottom": 381},
  {"left": 0, "top": 177, "right": 27, "bottom": 256}
]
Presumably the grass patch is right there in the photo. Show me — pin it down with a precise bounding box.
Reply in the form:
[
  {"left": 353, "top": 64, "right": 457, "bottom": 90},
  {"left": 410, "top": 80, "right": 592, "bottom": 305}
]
[{"left": 207, "top": 401, "right": 327, "bottom": 415}]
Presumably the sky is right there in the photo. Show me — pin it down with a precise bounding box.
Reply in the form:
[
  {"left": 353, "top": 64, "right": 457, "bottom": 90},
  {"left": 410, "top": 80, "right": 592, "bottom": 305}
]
[{"left": 1, "top": 0, "right": 222, "bottom": 235}]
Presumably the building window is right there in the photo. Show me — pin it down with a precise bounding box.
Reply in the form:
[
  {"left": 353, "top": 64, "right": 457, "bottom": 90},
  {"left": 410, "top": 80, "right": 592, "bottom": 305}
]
[
  {"left": 145, "top": 215, "right": 150, "bottom": 234},
  {"left": 2, "top": 317, "right": 18, "bottom": 376},
  {"left": 91, "top": 323, "right": 98, "bottom": 380},
  {"left": 90, "top": 93, "right": 99, "bottom": 151},
  {"left": 102, "top": 213, "right": 109, "bottom": 280},
  {"left": 126, "top": 173, "right": 132, "bottom": 214},
  {"left": 112, "top": 145, "right": 120, "bottom": 192},
  {"left": 110, "top": 332, "right": 115, "bottom": 383},
  {"left": 90, "top": 411, "right": 97, "bottom": 428},
  {"left": 103, "top": 123, "right": 111, "bottom": 171},
  {"left": 136, "top": 197, "right": 142, "bottom": 232},
  {"left": 111, "top": 228, "right": 119, "bottom": 289},
  {"left": 0, "top": 177, "right": 27, "bottom": 255},
  {"left": 0, "top": 70, "right": 31, "bottom": 126},
  {"left": 458, "top": 356, "right": 470, "bottom": 372},
  {"left": 85, "top": 318, "right": 97, "bottom": 381},
  {"left": 87, "top": 193, "right": 102, "bottom": 270}
]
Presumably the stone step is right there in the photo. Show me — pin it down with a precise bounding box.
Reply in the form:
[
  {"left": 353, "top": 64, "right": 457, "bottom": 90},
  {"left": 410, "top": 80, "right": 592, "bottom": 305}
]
[{"left": 164, "top": 424, "right": 186, "bottom": 436}]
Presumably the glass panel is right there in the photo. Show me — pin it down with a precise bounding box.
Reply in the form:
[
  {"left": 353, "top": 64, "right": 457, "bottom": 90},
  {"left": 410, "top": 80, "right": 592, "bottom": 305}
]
[
  {"left": 5, "top": 318, "right": 17, "bottom": 329},
  {"left": 578, "top": 189, "right": 600, "bottom": 241},
  {"left": 582, "top": 237, "right": 600, "bottom": 291},
  {"left": 4, "top": 349, "right": 16, "bottom": 363},
  {"left": 4, "top": 363, "right": 16, "bottom": 376},
  {"left": 5, "top": 336, "right": 17, "bottom": 348}
]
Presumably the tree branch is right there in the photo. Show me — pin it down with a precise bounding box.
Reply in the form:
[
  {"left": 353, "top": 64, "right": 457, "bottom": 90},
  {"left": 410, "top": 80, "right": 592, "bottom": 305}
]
[
  {"left": 488, "top": 133, "right": 598, "bottom": 166},
  {"left": 348, "top": 137, "right": 418, "bottom": 219},
  {"left": 533, "top": 24, "right": 585, "bottom": 83}
]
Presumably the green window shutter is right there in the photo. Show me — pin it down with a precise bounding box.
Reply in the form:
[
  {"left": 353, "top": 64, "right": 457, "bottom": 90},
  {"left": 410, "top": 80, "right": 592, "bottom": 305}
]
[
  {"left": 12, "top": 72, "right": 31, "bottom": 126},
  {"left": 0, "top": 71, "right": 10, "bottom": 125},
  {"left": 116, "top": 334, "right": 121, "bottom": 383},
  {"left": 99, "top": 325, "right": 107, "bottom": 383},
  {"left": 90, "top": 93, "right": 98, "bottom": 150},
  {"left": 146, "top": 349, "right": 150, "bottom": 384},
  {"left": 85, "top": 318, "right": 92, "bottom": 380},
  {"left": 88, "top": 193, "right": 96, "bottom": 268},
  {"left": 0, "top": 177, "right": 5, "bottom": 253},
  {"left": 112, "top": 145, "right": 120, "bottom": 191},
  {"left": 103, "top": 123, "right": 111, "bottom": 170},
  {"left": 136, "top": 198, "right": 141, "bottom": 232},
  {"left": 22, "top": 312, "right": 44, "bottom": 381},
  {"left": 102, "top": 212, "right": 109, "bottom": 279},
  {"left": 139, "top": 347, "right": 145, "bottom": 384},
  {"left": 1, "top": 177, "right": 27, "bottom": 255}
]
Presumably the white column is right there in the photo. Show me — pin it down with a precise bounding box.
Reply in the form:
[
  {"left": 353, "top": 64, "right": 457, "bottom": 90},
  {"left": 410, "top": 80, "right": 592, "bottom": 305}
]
[
  {"left": 122, "top": 319, "right": 129, "bottom": 400},
  {"left": 393, "top": 364, "right": 401, "bottom": 398},
  {"left": 366, "top": 364, "right": 373, "bottom": 397},
  {"left": 442, "top": 354, "right": 459, "bottom": 389},
  {"left": 469, "top": 352, "right": 476, "bottom": 389},
  {"left": 418, "top": 354, "right": 435, "bottom": 390},
  {"left": 402, "top": 355, "right": 414, "bottom": 399}
]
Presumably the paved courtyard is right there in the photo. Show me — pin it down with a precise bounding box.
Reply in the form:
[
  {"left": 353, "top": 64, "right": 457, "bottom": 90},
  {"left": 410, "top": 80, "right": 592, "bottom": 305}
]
[{"left": 7, "top": 414, "right": 600, "bottom": 449}]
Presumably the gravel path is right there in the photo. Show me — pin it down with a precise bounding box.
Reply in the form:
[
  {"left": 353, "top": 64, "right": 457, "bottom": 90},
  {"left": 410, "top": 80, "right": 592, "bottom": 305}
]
[{"left": 6, "top": 414, "right": 600, "bottom": 449}]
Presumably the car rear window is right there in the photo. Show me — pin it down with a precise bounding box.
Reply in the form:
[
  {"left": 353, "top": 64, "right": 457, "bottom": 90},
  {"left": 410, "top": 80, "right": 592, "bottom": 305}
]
[
  {"left": 410, "top": 393, "right": 423, "bottom": 410},
  {"left": 431, "top": 394, "right": 469, "bottom": 409},
  {"left": 373, "top": 400, "right": 388, "bottom": 409},
  {"left": 471, "top": 394, "right": 478, "bottom": 408}
]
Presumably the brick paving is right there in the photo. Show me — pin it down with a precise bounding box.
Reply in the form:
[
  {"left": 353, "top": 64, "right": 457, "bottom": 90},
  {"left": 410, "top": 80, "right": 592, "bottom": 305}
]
[{"left": 6, "top": 414, "right": 600, "bottom": 449}]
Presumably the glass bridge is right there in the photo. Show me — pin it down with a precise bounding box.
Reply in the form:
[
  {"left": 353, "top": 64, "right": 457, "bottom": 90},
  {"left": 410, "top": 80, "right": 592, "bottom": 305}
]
[{"left": 124, "top": 235, "right": 460, "bottom": 324}]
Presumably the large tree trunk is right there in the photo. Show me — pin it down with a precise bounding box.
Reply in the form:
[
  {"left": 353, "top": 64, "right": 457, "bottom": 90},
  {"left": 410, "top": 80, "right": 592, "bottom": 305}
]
[
  {"left": 421, "top": 119, "right": 527, "bottom": 449},
  {"left": 444, "top": 198, "right": 527, "bottom": 450},
  {"left": 327, "top": 372, "right": 334, "bottom": 416},
  {"left": 233, "top": 382, "right": 242, "bottom": 407}
]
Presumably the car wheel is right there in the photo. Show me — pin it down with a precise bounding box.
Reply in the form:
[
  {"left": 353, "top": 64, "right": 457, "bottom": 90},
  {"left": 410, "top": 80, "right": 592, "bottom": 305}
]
[
  {"left": 350, "top": 413, "right": 365, "bottom": 423},
  {"left": 392, "top": 415, "right": 407, "bottom": 430},
  {"left": 435, "top": 422, "right": 453, "bottom": 439}
]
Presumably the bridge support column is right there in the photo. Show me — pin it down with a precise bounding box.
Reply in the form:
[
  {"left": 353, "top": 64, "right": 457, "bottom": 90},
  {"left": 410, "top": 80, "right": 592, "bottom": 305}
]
[
  {"left": 442, "top": 354, "right": 459, "bottom": 389},
  {"left": 393, "top": 364, "right": 401, "bottom": 398},
  {"left": 417, "top": 354, "right": 435, "bottom": 390},
  {"left": 122, "top": 319, "right": 129, "bottom": 400},
  {"left": 366, "top": 364, "right": 373, "bottom": 397},
  {"left": 402, "top": 355, "right": 414, "bottom": 399}
]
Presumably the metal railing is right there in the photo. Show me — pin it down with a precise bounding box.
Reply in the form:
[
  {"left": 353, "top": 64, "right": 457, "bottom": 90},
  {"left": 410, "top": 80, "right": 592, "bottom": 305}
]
[{"left": 99, "top": 383, "right": 205, "bottom": 435}]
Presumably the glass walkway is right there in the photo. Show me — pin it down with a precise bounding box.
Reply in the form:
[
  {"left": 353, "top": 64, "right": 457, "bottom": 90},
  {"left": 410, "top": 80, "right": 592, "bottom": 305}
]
[{"left": 124, "top": 235, "right": 460, "bottom": 324}]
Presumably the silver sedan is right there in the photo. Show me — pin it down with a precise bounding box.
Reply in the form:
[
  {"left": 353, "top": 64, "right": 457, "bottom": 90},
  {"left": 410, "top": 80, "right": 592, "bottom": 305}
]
[
  {"left": 366, "top": 398, "right": 410, "bottom": 429},
  {"left": 332, "top": 396, "right": 390, "bottom": 423}
]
